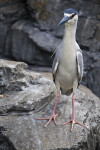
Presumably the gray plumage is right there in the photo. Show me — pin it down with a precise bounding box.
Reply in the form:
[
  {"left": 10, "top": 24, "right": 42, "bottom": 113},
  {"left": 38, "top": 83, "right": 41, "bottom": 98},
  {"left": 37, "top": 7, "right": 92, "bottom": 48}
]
[
  {"left": 37, "top": 8, "right": 87, "bottom": 130},
  {"left": 52, "top": 11, "right": 83, "bottom": 96}
]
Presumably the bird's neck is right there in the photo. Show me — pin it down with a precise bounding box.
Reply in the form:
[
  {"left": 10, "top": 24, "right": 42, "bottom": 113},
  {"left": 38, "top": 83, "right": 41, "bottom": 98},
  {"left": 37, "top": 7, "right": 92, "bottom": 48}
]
[{"left": 63, "top": 23, "right": 77, "bottom": 42}]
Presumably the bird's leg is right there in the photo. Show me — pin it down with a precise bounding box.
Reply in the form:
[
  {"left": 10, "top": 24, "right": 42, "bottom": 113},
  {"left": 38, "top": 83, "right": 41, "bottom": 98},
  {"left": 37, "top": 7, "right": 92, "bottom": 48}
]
[
  {"left": 63, "top": 93, "right": 88, "bottom": 131},
  {"left": 37, "top": 91, "right": 60, "bottom": 127}
]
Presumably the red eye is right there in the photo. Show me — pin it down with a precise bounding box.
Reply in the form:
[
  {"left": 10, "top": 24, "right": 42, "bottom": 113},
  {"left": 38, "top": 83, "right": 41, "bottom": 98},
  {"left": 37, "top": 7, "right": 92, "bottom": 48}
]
[{"left": 71, "top": 14, "right": 75, "bottom": 18}]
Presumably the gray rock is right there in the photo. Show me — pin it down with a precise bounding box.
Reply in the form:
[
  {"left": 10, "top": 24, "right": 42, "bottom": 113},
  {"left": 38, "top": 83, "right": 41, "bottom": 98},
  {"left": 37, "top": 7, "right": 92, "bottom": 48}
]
[
  {"left": 5, "top": 20, "right": 60, "bottom": 66},
  {"left": 0, "top": 60, "right": 55, "bottom": 112},
  {"left": 0, "top": 0, "right": 29, "bottom": 56},
  {"left": 77, "top": 18, "right": 100, "bottom": 52},
  {"left": 27, "top": 0, "right": 62, "bottom": 31},
  {"left": 0, "top": 22, "right": 10, "bottom": 55},
  {"left": 0, "top": 0, "right": 100, "bottom": 98},
  {"left": 0, "top": 0, "right": 28, "bottom": 22},
  {"left": 0, "top": 59, "right": 100, "bottom": 150},
  {"left": 82, "top": 51, "right": 100, "bottom": 98},
  {"left": 86, "top": 60, "right": 100, "bottom": 98},
  {"left": 0, "top": 59, "right": 28, "bottom": 94}
]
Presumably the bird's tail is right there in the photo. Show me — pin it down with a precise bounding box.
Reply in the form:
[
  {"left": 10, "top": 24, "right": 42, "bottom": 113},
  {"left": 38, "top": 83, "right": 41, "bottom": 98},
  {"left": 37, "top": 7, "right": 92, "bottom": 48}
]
[{"left": 60, "top": 88, "right": 73, "bottom": 96}]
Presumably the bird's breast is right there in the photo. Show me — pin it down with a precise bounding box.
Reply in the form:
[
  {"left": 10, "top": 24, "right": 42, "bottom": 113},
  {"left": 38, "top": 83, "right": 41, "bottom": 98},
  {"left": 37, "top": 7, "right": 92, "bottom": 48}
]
[
  {"left": 61, "top": 46, "right": 77, "bottom": 72},
  {"left": 57, "top": 47, "right": 78, "bottom": 89}
]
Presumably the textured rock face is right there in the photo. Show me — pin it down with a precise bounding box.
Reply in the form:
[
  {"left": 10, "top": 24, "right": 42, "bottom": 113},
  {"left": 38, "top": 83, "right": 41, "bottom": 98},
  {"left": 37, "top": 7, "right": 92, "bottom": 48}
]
[
  {"left": 27, "top": 0, "right": 61, "bottom": 31},
  {"left": 0, "top": 0, "right": 28, "bottom": 55},
  {"left": 0, "top": 60, "right": 100, "bottom": 150},
  {"left": 0, "top": 0, "right": 100, "bottom": 98},
  {"left": 5, "top": 20, "right": 60, "bottom": 66}
]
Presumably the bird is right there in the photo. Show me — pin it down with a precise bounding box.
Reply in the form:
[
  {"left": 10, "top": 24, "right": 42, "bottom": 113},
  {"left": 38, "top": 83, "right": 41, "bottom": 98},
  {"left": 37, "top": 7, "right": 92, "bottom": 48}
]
[{"left": 37, "top": 8, "right": 87, "bottom": 130}]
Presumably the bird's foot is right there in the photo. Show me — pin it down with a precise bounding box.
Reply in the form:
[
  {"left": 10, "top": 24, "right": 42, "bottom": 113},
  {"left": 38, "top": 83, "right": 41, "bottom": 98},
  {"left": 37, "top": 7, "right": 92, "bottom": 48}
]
[
  {"left": 37, "top": 113, "right": 58, "bottom": 127},
  {"left": 0, "top": 95, "right": 3, "bottom": 98},
  {"left": 63, "top": 118, "right": 88, "bottom": 131}
]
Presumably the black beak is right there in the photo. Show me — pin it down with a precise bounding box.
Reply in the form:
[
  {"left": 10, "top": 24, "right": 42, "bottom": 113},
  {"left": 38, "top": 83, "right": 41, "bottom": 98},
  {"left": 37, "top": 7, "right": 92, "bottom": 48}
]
[{"left": 58, "top": 16, "right": 70, "bottom": 27}]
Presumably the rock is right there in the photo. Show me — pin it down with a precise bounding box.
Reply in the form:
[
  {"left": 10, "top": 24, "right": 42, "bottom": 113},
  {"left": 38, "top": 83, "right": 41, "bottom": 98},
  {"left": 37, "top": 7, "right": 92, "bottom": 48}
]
[
  {"left": 0, "top": 59, "right": 55, "bottom": 114},
  {"left": 77, "top": 18, "right": 100, "bottom": 52},
  {"left": 0, "top": 0, "right": 29, "bottom": 56},
  {"left": 0, "top": 0, "right": 100, "bottom": 98},
  {"left": 0, "top": 0, "right": 28, "bottom": 22},
  {"left": 5, "top": 20, "right": 60, "bottom": 66},
  {"left": 0, "top": 127, "right": 16, "bottom": 150},
  {"left": 82, "top": 51, "right": 100, "bottom": 98},
  {"left": 0, "top": 59, "right": 100, "bottom": 150},
  {"left": 86, "top": 60, "right": 100, "bottom": 98},
  {"left": 0, "top": 22, "right": 10, "bottom": 55},
  {"left": 27, "top": 0, "right": 62, "bottom": 31}
]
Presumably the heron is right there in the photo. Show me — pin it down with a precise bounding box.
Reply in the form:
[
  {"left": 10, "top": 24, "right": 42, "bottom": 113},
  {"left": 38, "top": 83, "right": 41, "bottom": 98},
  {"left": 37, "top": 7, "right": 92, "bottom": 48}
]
[{"left": 37, "top": 8, "right": 87, "bottom": 131}]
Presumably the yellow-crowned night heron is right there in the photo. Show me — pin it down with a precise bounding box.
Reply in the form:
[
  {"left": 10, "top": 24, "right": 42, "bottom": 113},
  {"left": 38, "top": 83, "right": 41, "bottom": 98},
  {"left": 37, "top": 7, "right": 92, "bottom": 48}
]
[{"left": 37, "top": 8, "right": 87, "bottom": 131}]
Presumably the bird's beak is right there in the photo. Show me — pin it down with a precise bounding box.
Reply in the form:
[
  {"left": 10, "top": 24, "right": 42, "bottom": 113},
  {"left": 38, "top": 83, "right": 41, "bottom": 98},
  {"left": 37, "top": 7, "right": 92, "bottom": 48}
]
[{"left": 58, "top": 16, "right": 70, "bottom": 27}]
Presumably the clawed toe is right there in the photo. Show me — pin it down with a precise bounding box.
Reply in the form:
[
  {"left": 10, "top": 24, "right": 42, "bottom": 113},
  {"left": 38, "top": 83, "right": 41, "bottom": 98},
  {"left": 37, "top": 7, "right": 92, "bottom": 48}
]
[
  {"left": 63, "top": 119, "right": 88, "bottom": 131},
  {"left": 37, "top": 113, "right": 58, "bottom": 127}
]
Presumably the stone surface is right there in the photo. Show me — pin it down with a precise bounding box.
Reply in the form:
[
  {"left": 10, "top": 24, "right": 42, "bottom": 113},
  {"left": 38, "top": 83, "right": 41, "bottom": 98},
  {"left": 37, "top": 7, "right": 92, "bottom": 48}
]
[
  {"left": 5, "top": 20, "right": 60, "bottom": 66},
  {"left": 82, "top": 51, "right": 100, "bottom": 98},
  {"left": 0, "top": 59, "right": 55, "bottom": 112},
  {"left": 27, "top": 0, "right": 62, "bottom": 31},
  {"left": 0, "top": 0, "right": 29, "bottom": 56},
  {"left": 0, "top": 0, "right": 100, "bottom": 98},
  {"left": 0, "top": 59, "right": 100, "bottom": 150}
]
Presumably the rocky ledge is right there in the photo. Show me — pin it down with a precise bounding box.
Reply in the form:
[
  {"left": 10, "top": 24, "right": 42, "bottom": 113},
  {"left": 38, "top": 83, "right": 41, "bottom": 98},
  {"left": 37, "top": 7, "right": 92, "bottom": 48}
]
[
  {"left": 0, "top": 59, "right": 100, "bottom": 150},
  {"left": 0, "top": 0, "right": 100, "bottom": 98}
]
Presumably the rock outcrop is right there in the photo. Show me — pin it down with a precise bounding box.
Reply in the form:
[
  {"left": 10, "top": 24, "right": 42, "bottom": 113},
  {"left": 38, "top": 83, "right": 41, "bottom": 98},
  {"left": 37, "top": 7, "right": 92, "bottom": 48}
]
[
  {"left": 0, "top": 59, "right": 100, "bottom": 150},
  {"left": 0, "top": 1, "right": 100, "bottom": 97},
  {"left": 5, "top": 20, "right": 60, "bottom": 67}
]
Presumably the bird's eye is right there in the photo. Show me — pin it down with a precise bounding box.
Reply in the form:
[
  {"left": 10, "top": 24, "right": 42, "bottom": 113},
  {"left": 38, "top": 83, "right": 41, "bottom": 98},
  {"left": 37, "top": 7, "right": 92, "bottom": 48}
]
[{"left": 71, "top": 14, "right": 75, "bottom": 18}]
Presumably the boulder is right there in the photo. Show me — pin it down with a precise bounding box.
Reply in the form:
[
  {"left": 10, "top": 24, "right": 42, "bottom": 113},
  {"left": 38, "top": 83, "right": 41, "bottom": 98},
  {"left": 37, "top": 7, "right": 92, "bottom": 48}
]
[
  {"left": 0, "top": 59, "right": 100, "bottom": 150},
  {"left": 0, "top": 0, "right": 100, "bottom": 99}
]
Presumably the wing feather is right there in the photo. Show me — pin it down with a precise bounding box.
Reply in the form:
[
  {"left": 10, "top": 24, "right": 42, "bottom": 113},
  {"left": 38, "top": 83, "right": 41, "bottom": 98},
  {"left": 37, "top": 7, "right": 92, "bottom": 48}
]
[
  {"left": 76, "top": 50, "right": 84, "bottom": 84},
  {"left": 52, "top": 43, "right": 62, "bottom": 83},
  {"left": 52, "top": 55, "right": 59, "bottom": 83}
]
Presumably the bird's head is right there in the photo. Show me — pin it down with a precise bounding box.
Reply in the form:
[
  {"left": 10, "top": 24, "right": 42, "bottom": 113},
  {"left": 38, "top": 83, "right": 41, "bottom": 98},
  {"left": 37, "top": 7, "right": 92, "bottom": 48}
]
[{"left": 58, "top": 8, "right": 78, "bottom": 27}]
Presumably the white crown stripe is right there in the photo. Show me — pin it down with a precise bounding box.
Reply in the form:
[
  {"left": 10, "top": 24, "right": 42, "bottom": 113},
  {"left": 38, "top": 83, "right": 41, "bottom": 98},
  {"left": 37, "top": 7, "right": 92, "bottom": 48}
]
[{"left": 64, "top": 13, "right": 74, "bottom": 17}]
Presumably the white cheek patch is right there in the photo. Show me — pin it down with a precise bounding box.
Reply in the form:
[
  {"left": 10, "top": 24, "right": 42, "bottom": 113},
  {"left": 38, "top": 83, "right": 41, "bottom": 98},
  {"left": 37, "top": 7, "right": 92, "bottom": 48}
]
[{"left": 64, "top": 13, "right": 74, "bottom": 17}]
